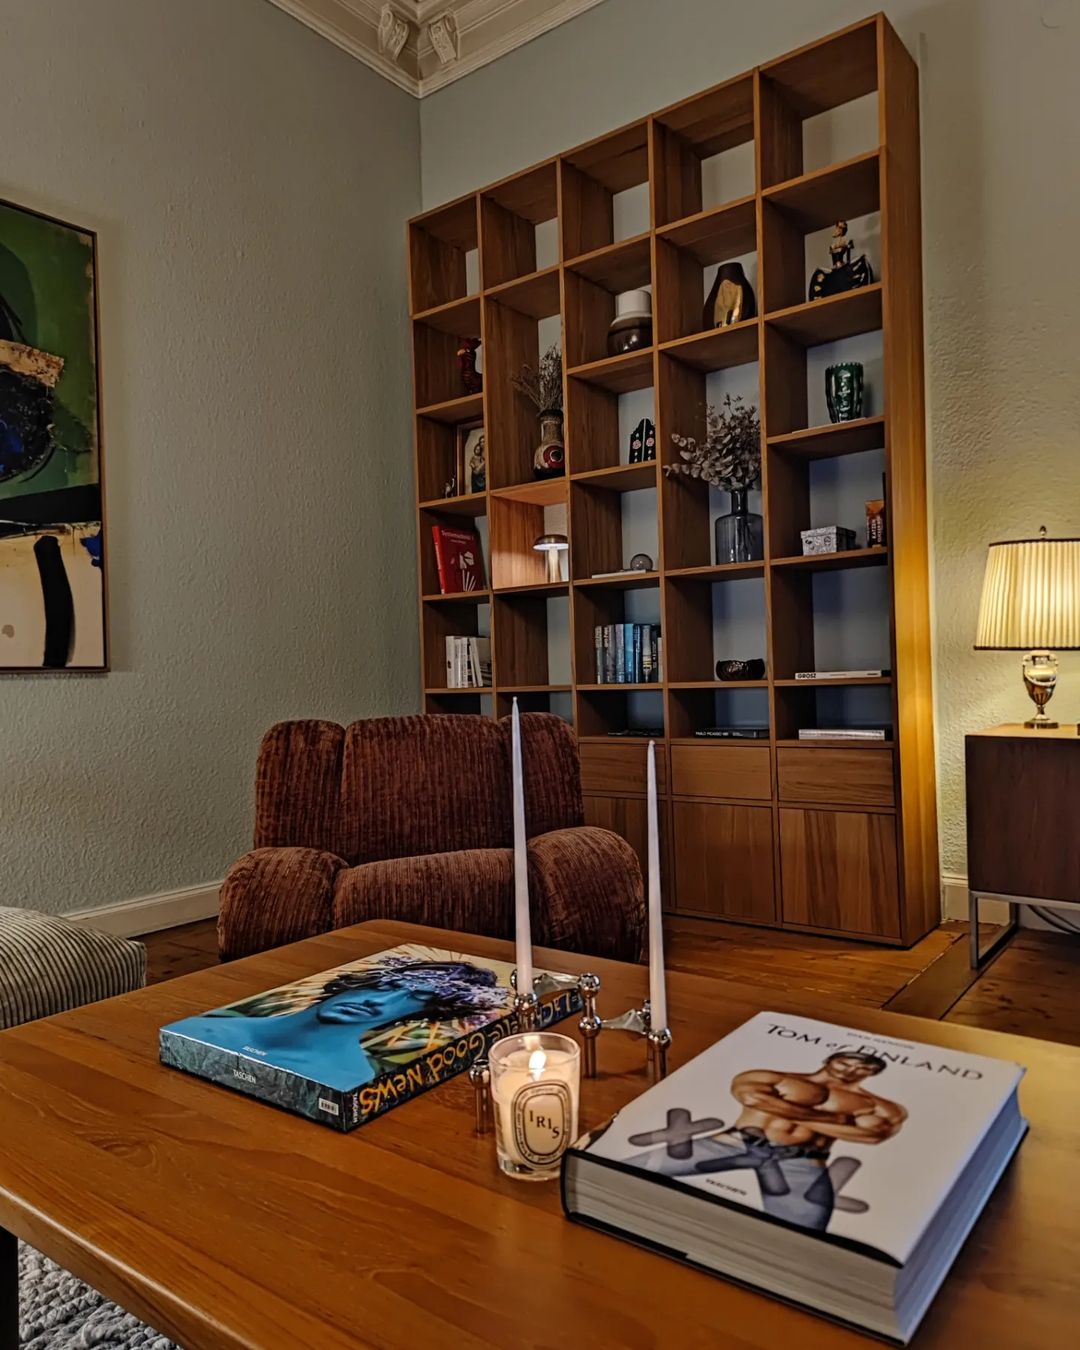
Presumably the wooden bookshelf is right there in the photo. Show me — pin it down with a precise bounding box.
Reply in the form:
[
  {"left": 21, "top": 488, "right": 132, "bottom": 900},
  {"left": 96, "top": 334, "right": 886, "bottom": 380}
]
[{"left": 407, "top": 13, "right": 938, "bottom": 946}]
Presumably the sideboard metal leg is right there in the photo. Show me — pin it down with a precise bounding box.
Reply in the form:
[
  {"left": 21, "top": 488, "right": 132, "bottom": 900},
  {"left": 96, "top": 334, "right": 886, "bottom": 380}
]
[{"left": 970, "top": 891, "right": 1020, "bottom": 969}]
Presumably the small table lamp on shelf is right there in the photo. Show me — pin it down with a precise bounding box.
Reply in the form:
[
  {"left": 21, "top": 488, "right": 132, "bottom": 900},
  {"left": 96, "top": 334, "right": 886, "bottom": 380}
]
[
  {"left": 974, "top": 525, "right": 1080, "bottom": 729},
  {"left": 533, "top": 533, "right": 568, "bottom": 584}
]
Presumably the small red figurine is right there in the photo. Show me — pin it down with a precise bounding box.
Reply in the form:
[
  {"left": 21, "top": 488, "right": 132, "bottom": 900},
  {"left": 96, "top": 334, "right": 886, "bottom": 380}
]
[{"left": 457, "top": 337, "right": 482, "bottom": 394}]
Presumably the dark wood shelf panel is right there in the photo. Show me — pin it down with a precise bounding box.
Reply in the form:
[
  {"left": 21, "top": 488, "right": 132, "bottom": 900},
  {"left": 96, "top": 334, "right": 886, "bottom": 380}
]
[
  {"left": 765, "top": 284, "right": 883, "bottom": 347},
  {"left": 578, "top": 683, "right": 663, "bottom": 692},
  {"left": 424, "top": 685, "right": 492, "bottom": 695},
  {"left": 669, "top": 736, "right": 773, "bottom": 746},
  {"left": 770, "top": 546, "right": 889, "bottom": 573},
  {"left": 656, "top": 195, "right": 757, "bottom": 266},
  {"left": 421, "top": 589, "right": 492, "bottom": 603},
  {"left": 571, "top": 462, "right": 658, "bottom": 492},
  {"left": 411, "top": 293, "right": 482, "bottom": 334},
  {"left": 567, "top": 348, "right": 655, "bottom": 394},
  {"left": 416, "top": 392, "right": 485, "bottom": 425},
  {"left": 670, "top": 680, "right": 769, "bottom": 690},
  {"left": 659, "top": 318, "right": 759, "bottom": 372},
  {"left": 498, "top": 684, "right": 571, "bottom": 693},
  {"left": 763, "top": 151, "right": 880, "bottom": 232},
  {"left": 493, "top": 580, "right": 569, "bottom": 597},
  {"left": 564, "top": 233, "right": 651, "bottom": 292},
  {"left": 759, "top": 15, "right": 878, "bottom": 119},
  {"left": 574, "top": 571, "right": 661, "bottom": 592},
  {"left": 775, "top": 738, "right": 895, "bottom": 750},
  {"left": 773, "top": 676, "right": 892, "bottom": 687},
  {"left": 665, "top": 561, "right": 766, "bottom": 581},
  {"left": 485, "top": 266, "right": 561, "bottom": 319},
  {"left": 562, "top": 120, "right": 650, "bottom": 194},
  {"left": 768, "top": 416, "right": 885, "bottom": 459},
  {"left": 484, "top": 159, "right": 558, "bottom": 222},
  {"left": 419, "top": 491, "right": 489, "bottom": 518},
  {"left": 489, "top": 478, "right": 567, "bottom": 506}
]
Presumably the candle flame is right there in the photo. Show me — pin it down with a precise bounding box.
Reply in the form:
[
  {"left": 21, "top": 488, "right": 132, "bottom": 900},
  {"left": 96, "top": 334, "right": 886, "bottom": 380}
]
[{"left": 528, "top": 1049, "right": 547, "bottom": 1080}]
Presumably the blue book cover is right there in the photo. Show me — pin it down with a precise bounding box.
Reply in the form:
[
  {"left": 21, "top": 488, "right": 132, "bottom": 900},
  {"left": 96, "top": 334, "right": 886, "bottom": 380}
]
[
  {"left": 615, "top": 625, "right": 625, "bottom": 683},
  {"left": 624, "top": 623, "right": 635, "bottom": 682},
  {"left": 160, "top": 943, "right": 581, "bottom": 1131}
]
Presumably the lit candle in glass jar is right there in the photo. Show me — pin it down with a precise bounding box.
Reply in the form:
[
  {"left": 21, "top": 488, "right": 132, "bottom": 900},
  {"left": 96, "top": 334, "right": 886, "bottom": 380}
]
[{"left": 488, "top": 1032, "right": 581, "bottom": 1181}]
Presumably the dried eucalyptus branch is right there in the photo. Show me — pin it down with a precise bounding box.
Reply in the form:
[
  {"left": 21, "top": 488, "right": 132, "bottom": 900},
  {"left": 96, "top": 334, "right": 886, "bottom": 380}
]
[
  {"left": 664, "top": 394, "right": 761, "bottom": 492},
  {"left": 511, "top": 344, "right": 563, "bottom": 414}
]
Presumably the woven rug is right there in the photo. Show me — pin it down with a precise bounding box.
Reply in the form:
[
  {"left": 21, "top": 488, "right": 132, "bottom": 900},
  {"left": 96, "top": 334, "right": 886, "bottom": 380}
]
[{"left": 19, "top": 1244, "right": 177, "bottom": 1350}]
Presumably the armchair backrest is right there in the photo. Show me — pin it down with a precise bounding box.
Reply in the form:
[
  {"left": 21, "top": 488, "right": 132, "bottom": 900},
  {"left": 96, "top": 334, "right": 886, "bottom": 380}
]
[{"left": 253, "top": 713, "right": 583, "bottom": 865}]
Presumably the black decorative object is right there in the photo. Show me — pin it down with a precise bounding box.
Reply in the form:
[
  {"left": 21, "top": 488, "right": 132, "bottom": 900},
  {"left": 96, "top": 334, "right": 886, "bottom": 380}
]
[
  {"left": 628, "top": 417, "right": 655, "bottom": 463},
  {"left": 825, "top": 362, "right": 864, "bottom": 422},
  {"left": 630, "top": 553, "right": 653, "bottom": 571},
  {"left": 704, "top": 261, "right": 756, "bottom": 331},
  {"left": 607, "top": 291, "right": 653, "bottom": 356},
  {"left": 808, "top": 222, "right": 873, "bottom": 301},
  {"left": 457, "top": 337, "right": 482, "bottom": 394},
  {"left": 716, "top": 658, "right": 766, "bottom": 681}
]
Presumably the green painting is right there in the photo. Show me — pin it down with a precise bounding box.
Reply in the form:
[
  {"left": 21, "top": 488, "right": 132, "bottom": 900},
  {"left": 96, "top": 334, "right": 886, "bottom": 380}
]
[{"left": 0, "top": 198, "right": 105, "bottom": 669}]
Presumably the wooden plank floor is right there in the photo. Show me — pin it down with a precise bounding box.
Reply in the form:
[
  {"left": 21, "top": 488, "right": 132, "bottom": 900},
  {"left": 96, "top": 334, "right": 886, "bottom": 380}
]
[{"left": 138, "top": 917, "right": 1080, "bottom": 1049}]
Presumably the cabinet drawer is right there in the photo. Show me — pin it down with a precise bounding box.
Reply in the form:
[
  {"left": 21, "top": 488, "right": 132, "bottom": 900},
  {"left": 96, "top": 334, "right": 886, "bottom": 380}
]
[
  {"left": 670, "top": 744, "right": 771, "bottom": 800},
  {"left": 579, "top": 741, "right": 667, "bottom": 795},
  {"left": 777, "top": 748, "right": 894, "bottom": 807},
  {"left": 780, "top": 808, "right": 900, "bottom": 937},
  {"left": 672, "top": 801, "right": 776, "bottom": 923}
]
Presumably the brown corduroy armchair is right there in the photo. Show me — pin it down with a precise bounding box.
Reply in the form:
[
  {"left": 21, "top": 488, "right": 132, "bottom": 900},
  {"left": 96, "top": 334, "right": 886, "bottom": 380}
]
[{"left": 218, "top": 713, "right": 646, "bottom": 964}]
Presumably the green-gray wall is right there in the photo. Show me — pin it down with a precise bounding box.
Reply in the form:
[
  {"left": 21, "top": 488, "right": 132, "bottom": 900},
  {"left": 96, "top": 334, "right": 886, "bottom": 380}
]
[
  {"left": 1, "top": 0, "right": 420, "bottom": 914},
  {"left": 421, "top": 0, "right": 1080, "bottom": 885}
]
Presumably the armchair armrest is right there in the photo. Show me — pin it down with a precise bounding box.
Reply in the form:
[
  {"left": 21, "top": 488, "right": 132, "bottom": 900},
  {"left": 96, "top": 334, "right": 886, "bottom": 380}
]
[
  {"left": 331, "top": 848, "right": 515, "bottom": 941},
  {"left": 528, "top": 826, "right": 646, "bottom": 963},
  {"left": 218, "top": 846, "right": 347, "bottom": 960}
]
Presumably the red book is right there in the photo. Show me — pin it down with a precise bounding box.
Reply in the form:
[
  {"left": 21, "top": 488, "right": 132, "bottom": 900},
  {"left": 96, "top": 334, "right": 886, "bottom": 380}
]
[{"left": 431, "top": 525, "right": 485, "bottom": 594}]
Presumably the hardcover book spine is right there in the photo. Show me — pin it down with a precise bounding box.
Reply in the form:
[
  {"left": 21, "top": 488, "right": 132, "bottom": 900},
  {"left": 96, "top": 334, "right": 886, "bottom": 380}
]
[
  {"left": 615, "top": 625, "right": 625, "bottom": 683},
  {"left": 594, "top": 626, "right": 604, "bottom": 683},
  {"left": 431, "top": 526, "right": 450, "bottom": 594},
  {"left": 623, "top": 624, "right": 634, "bottom": 683},
  {"left": 633, "top": 625, "right": 642, "bottom": 683},
  {"left": 604, "top": 625, "right": 616, "bottom": 683},
  {"left": 446, "top": 635, "right": 456, "bottom": 688}
]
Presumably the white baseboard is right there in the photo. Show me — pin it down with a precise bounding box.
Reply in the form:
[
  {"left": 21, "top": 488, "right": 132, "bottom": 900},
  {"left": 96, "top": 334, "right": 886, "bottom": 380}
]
[
  {"left": 940, "top": 872, "right": 1080, "bottom": 931},
  {"left": 66, "top": 880, "right": 222, "bottom": 938}
]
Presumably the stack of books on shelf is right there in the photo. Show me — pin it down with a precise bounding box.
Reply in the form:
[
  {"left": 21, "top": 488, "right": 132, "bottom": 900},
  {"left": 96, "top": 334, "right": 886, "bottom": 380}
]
[
  {"left": 798, "top": 728, "right": 891, "bottom": 742},
  {"left": 445, "top": 636, "right": 491, "bottom": 688},
  {"left": 794, "top": 669, "right": 889, "bottom": 681},
  {"left": 594, "top": 624, "right": 662, "bottom": 684}
]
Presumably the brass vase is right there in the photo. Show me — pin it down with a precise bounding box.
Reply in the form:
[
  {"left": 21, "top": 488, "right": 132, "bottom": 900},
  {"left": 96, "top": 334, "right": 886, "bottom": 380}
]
[
  {"left": 533, "top": 411, "right": 565, "bottom": 479},
  {"left": 704, "top": 262, "right": 756, "bottom": 331}
]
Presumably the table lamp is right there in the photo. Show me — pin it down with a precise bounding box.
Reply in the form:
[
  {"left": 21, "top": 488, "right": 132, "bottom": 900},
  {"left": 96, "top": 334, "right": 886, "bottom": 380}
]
[
  {"left": 974, "top": 525, "right": 1080, "bottom": 728},
  {"left": 533, "top": 533, "right": 568, "bottom": 584}
]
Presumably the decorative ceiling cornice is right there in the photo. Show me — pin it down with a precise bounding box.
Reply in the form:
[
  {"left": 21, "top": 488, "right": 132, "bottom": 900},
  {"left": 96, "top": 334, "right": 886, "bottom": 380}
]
[{"left": 265, "top": 0, "right": 608, "bottom": 97}]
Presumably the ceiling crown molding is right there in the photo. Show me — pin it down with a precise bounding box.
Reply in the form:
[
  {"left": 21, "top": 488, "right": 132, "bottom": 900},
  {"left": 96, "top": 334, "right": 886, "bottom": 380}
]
[{"left": 266, "top": 0, "right": 608, "bottom": 97}]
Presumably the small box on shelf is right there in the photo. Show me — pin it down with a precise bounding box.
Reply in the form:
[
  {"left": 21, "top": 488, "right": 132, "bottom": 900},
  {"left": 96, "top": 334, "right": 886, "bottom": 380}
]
[{"left": 801, "top": 525, "right": 856, "bottom": 555}]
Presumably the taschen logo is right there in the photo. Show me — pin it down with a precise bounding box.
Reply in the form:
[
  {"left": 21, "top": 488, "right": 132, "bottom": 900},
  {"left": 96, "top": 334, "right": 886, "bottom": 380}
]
[{"left": 233, "top": 1068, "right": 256, "bottom": 1084}]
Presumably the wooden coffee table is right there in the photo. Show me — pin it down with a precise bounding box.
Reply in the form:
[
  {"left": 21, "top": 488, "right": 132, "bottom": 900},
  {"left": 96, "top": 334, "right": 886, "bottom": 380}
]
[{"left": 0, "top": 920, "right": 1076, "bottom": 1348}]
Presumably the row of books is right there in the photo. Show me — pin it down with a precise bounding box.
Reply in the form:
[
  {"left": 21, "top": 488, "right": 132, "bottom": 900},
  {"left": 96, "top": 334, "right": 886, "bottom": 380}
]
[
  {"left": 593, "top": 624, "right": 662, "bottom": 684},
  {"left": 444, "top": 635, "right": 491, "bottom": 688}
]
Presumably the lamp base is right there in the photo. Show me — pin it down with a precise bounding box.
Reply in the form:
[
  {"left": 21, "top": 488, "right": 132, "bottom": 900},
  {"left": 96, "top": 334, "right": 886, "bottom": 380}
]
[{"left": 1022, "top": 650, "right": 1058, "bottom": 729}]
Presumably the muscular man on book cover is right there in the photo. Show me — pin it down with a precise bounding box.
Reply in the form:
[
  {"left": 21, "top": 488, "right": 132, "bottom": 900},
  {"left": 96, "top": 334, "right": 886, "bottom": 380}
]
[{"left": 626, "top": 1051, "right": 907, "bottom": 1232}]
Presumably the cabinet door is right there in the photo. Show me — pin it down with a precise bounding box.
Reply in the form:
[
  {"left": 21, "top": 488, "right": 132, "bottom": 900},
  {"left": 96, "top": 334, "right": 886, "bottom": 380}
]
[
  {"left": 671, "top": 802, "right": 776, "bottom": 923},
  {"left": 583, "top": 794, "right": 671, "bottom": 898},
  {"left": 779, "top": 808, "right": 900, "bottom": 937}
]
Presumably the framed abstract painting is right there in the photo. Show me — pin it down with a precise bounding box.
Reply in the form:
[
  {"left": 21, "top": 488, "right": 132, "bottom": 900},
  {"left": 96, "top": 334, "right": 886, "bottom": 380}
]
[{"left": 0, "top": 197, "right": 106, "bottom": 670}]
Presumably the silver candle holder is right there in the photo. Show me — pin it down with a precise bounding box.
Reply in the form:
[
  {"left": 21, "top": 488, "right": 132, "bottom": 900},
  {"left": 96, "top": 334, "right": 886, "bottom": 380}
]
[{"left": 578, "top": 974, "right": 671, "bottom": 1082}]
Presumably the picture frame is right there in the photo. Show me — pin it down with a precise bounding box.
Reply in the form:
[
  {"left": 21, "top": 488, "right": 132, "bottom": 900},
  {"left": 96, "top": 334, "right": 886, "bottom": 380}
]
[
  {"left": 0, "top": 196, "right": 107, "bottom": 671},
  {"left": 456, "top": 418, "right": 486, "bottom": 496}
]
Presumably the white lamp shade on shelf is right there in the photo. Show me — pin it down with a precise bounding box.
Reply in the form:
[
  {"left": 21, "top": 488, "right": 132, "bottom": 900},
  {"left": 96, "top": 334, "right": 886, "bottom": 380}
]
[{"left": 974, "top": 531, "right": 1080, "bottom": 651}]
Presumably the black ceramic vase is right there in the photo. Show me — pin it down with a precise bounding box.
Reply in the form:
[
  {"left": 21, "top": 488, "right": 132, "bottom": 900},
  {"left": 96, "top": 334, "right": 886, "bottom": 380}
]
[
  {"left": 825, "top": 362, "right": 864, "bottom": 423},
  {"left": 704, "top": 262, "right": 756, "bottom": 331}
]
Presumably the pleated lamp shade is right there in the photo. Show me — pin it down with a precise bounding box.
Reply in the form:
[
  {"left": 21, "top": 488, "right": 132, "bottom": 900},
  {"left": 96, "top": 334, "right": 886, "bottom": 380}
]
[{"left": 974, "top": 530, "right": 1080, "bottom": 650}]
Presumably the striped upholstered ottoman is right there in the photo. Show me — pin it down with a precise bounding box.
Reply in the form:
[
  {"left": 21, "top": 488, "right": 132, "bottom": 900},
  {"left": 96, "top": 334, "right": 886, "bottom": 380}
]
[{"left": 0, "top": 907, "right": 146, "bottom": 1030}]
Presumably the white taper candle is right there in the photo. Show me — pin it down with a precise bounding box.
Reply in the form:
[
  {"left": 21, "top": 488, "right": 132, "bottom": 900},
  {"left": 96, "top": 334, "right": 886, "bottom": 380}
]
[
  {"left": 511, "top": 698, "right": 533, "bottom": 996},
  {"left": 646, "top": 739, "right": 667, "bottom": 1031}
]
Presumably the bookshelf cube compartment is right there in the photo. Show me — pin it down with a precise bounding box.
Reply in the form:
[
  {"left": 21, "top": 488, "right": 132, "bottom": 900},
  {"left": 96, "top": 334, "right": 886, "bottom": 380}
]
[
  {"left": 758, "top": 19, "right": 879, "bottom": 188},
  {"left": 763, "top": 317, "right": 882, "bottom": 438},
  {"left": 774, "top": 683, "right": 894, "bottom": 744},
  {"left": 563, "top": 249, "right": 652, "bottom": 371},
  {"left": 420, "top": 506, "right": 490, "bottom": 598},
  {"left": 497, "top": 689, "right": 573, "bottom": 724},
  {"left": 655, "top": 205, "right": 758, "bottom": 345},
  {"left": 761, "top": 166, "right": 880, "bottom": 315},
  {"left": 413, "top": 314, "right": 483, "bottom": 411},
  {"left": 766, "top": 439, "right": 886, "bottom": 558},
  {"left": 578, "top": 689, "right": 664, "bottom": 739},
  {"left": 570, "top": 482, "right": 658, "bottom": 582},
  {"left": 574, "top": 581, "right": 661, "bottom": 687},
  {"left": 770, "top": 563, "right": 892, "bottom": 683},
  {"left": 422, "top": 598, "right": 490, "bottom": 691},
  {"left": 490, "top": 489, "right": 567, "bottom": 590},
  {"left": 480, "top": 161, "right": 559, "bottom": 289},
  {"left": 560, "top": 122, "right": 651, "bottom": 260},
  {"left": 425, "top": 691, "right": 493, "bottom": 718},
  {"left": 483, "top": 298, "right": 548, "bottom": 489},
  {"left": 664, "top": 572, "right": 767, "bottom": 684},
  {"left": 668, "top": 686, "right": 770, "bottom": 741},
  {"left": 494, "top": 591, "right": 570, "bottom": 688},
  {"left": 566, "top": 374, "right": 659, "bottom": 477},
  {"left": 410, "top": 195, "right": 481, "bottom": 313},
  {"left": 652, "top": 75, "right": 755, "bottom": 226}
]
